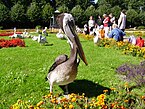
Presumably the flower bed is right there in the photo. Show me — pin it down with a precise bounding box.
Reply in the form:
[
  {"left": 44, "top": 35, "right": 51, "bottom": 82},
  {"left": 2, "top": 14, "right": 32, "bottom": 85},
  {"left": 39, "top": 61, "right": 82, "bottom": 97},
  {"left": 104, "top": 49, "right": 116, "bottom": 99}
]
[
  {"left": 78, "top": 33, "right": 94, "bottom": 40},
  {"left": 0, "top": 38, "right": 25, "bottom": 48},
  {"left": 10, "top": 84, "right": 145, "bottom": 109},
  {"left": 95, "top": 38, "right": 145, "bottom": 59},
  {"left": 0, "top": 32, "right": 22, "bottom": 36}
]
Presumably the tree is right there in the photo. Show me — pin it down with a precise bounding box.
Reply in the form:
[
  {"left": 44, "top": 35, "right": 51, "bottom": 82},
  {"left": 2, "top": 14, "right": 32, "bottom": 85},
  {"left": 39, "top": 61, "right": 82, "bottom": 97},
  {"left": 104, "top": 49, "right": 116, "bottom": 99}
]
[
  {"left": 126, "top": 9, "right": 138, "bottom": 27},
  {"left": 96, "top": 4, "right": 111, "bottom": 16},
  {"left": 137, "top": 12, "right": 145, "bottom": 26},
  {"left": 75, "top": 0, "right": 91, "bottom": 10},
  {"left": 110, "top": 6, "right": 121, "bottom": 19},
  {"left": 42, "top": 3, "right": 54, "bottom": 23},
  {"left": 55, "top": 0, "right": 76, "bottom": 11},
  {"left": 71, "top": 5, "right": 84, "bottom": 26},
  {"left": 84, "top": 5, "right": 96, "bottom": 18},
  {"left": 58, "top": 4, "right": 69, "bottom": 13},
  {"left": 10, "top": 3, "right": 25, "bottom": 22},
  {"left": 26, "top": 2, "right": 41, "bottom": 23},
  {"left": 0, "top": 3, "right": 10, "bottom": 23}
]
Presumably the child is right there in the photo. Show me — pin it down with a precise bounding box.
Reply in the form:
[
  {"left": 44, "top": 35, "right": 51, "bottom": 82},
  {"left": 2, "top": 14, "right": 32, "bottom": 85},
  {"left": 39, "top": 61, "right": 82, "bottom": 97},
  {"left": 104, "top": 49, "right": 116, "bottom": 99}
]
[
  {"left": 83, "top": 24, "right": 89, "bottom": 35},
  {"left": 98, "top": 25, "right": 105, "bottom": 38}
]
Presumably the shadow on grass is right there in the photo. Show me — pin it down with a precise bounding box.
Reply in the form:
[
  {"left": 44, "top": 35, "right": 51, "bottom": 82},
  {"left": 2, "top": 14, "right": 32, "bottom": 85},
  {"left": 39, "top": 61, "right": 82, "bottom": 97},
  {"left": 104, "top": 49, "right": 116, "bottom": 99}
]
[{"left": 60, "top": 79, "right": 111, "bottom": 98}]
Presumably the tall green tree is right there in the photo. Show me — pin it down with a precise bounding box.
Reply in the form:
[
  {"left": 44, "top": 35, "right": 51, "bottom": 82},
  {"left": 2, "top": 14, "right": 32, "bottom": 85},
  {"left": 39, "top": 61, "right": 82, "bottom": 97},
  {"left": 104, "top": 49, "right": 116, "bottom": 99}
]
[
  {"left": 71, "top": 5, "right": 84, "bottom": 26},
  {"left": 126, "top": 9, "right": 138, "bottom": 27},
  {"left": 26, "top": 2, "right": 41, "bottom": 23},
  {"left": 55, "top": 0, "right": 76, "bottom": 11},
  {"left": 96, "top": 4, "right": 111, "bottom": 16},
  {"left": 137, "top": 12, "right": 145, "bottom": 26},
  {"left": 58, "top": 4, "right": 69, "bottom": 13},
  {"left": 42, "top": 3, "right": 54, "bottom": 23},
  {"left": 10, "top": 3, "right": 25, "bottom": 22},
  {"left": 0, "top": 3, "right": 10, "bottom": 23},
  {"left": 75, "top": 0, "right": 91, "bottom": 10},
  {"left": 110, "top": 6, "right": 121, "bottom": 19},
  {"left": 84, "top": 5, "right": 96, "bottom": 18}
]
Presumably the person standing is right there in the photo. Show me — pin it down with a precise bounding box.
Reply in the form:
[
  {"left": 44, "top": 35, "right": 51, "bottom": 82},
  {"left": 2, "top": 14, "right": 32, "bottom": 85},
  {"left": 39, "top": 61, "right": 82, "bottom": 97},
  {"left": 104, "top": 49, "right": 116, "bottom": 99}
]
[
  {"left": 103, "top": 14, "right": 110, "bottom": 38},
  {"left": 109, "top": 13, "right": 115, "bottom": 31},
  {"left": 88, "top": 16, "right": 95, "bottom": 34},
  {"left": 118, "top": 9, "right": 126, "bottom": 32}
]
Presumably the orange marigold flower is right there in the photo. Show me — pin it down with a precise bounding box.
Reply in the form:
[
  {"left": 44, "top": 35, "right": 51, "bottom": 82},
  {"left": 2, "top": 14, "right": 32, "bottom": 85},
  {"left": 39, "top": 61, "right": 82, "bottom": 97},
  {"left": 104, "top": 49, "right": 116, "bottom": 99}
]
[
  {"left": 63, "top": 104, "right": 67, "bottom": 108},
  {"left": 124, "top": 100, "right": 129, "bottom": 103},
  {"left": 110, "top": 88, "right": 116, "bottom": 91},
  {"left": 29, "top": 105, "right": 34, "bottom": 109},
  {"left": 50, "top": 98, "right": 56, "bottom": 104},
  {"left": 62, "top": 97, "right": 67, "bottom": 102},
  {"left": 120, "top": 106, "right": 126, "bottom": 109},
  {"left": 141, "top": 96, "right": 145, "bottom": 99},
  {"left": 103, "top": 90, "right": 108, "bottom": 93}
]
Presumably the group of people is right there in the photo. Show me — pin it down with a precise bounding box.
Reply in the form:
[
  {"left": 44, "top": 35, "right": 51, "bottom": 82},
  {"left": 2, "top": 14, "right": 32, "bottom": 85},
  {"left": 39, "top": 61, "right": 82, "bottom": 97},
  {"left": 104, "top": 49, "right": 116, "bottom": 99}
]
[{"left": 83, "top": 10, "right": 126, "bottom": 43}]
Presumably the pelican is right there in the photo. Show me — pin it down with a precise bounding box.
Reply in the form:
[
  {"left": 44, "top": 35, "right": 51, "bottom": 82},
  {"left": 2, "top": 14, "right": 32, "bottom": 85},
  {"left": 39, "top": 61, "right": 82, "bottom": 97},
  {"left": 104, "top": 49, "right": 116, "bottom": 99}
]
[{"left": 46, "top": 13, "right": 88, "bottom": 94}]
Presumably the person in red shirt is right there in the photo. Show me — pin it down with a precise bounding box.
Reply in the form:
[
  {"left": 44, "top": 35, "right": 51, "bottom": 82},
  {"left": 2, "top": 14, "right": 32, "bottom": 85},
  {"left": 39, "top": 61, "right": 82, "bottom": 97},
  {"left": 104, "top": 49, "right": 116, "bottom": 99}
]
[
  {"left": 136, "top": 37, "right": 144, "bottom": 47},
  {"left": 103, "top": 14, "right": 110, "bottom": 38}
]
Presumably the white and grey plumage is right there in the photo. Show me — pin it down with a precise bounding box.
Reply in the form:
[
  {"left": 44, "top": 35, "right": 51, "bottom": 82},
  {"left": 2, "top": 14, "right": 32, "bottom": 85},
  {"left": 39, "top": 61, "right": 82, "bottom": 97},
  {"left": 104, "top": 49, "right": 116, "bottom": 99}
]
[
  {"left": 46, "top": 13, "right": 88, "bottom": 94},
  {"left": 38, "top": 34, "right": 48, "bottom": 45}
]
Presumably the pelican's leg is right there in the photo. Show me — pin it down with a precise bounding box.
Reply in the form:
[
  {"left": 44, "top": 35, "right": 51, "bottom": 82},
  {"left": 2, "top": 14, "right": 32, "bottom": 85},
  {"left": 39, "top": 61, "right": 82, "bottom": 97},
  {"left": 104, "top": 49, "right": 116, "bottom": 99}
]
[
  {"left": 64, "top": 85, "right": 68, "bottom": 95},
  {"left": 63, "top": 85, "right": 69, "bottom": 98},
  {"left": 49, "top": 83, "right": 53, "bottom": 93}
]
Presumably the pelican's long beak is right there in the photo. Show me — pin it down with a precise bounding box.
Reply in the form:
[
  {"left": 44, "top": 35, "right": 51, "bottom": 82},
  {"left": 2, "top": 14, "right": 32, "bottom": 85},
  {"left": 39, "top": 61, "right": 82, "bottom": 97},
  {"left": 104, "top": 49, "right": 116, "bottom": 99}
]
[
  {"left": 56, "top": 13, "right": 88, "bottom": 65},
  {"left": 75, "top": 35, "right": 88, "bottom": 65}
]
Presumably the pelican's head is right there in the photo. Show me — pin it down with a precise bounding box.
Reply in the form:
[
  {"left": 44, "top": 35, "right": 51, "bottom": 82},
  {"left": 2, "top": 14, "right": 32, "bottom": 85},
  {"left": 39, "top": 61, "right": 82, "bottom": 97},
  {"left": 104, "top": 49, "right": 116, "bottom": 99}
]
[{"left": 56, "top": 13, "right": 88, "bottom": 65}]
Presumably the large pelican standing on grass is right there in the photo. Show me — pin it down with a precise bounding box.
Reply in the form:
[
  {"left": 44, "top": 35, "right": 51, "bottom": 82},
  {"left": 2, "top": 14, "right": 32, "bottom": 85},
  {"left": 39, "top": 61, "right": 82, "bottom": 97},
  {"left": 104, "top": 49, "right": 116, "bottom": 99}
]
[{"left": 46, "top": 13, "right": 88, "bottom": 94}]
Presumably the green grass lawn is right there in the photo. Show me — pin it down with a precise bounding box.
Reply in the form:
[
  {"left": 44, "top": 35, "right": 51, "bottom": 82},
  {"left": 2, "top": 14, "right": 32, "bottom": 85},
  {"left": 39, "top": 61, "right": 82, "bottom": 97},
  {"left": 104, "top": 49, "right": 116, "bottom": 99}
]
[{"left": 0, "top": 34, "right": 144, "bottom": 108}]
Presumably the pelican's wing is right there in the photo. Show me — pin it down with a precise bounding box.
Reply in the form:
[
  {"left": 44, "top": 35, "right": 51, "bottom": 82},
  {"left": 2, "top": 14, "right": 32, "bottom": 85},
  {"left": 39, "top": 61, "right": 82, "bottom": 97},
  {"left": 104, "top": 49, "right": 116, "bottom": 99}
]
[{"left": 48, "top": 54, "right": 68, "bottom": 72}]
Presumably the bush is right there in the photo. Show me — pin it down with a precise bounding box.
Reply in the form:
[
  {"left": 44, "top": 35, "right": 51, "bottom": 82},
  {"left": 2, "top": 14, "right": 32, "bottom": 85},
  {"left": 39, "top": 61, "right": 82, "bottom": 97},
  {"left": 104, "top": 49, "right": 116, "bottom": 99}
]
[
  {"left": 137, "top": 26, "right": 145, "bottom": 30},
  {"left": 116, "top": 60, "right": 145, "bottom": 86},
  {"left": 0, "top": 26, "right": 3, "bottom": 30},
  {"left": 35, "top": 25, "right": 41, "bottom": 29}
]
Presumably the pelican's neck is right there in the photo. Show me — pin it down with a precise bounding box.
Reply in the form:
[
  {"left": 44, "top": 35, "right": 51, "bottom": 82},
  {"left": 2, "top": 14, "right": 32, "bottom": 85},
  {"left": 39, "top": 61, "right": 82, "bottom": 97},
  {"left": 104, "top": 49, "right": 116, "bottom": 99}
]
[{"left": 69, "top": 43, "right": 77, "bottom": 65}]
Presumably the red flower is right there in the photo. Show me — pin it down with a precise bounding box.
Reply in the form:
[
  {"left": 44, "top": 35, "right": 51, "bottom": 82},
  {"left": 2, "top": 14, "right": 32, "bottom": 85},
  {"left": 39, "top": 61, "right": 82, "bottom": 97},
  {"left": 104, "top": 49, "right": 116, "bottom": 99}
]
[{"left": 0, "top": 38, "right": 25, "bottom": 48}]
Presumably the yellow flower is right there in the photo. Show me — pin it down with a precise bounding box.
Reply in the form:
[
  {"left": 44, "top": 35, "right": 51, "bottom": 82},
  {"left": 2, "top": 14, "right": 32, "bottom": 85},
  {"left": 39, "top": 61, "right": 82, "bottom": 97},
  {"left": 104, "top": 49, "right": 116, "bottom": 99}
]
[
  {"left": 84, "top": 105, "right": 88, "bottom": 109},
  {"left": 69, "top": 104, "right": 74, "bottom": 109},
  {"left": 124, "top": 100, "right": 129, "bottom": 103},
  {"left": 124, "top": 82, "right": 128, "bottom": 88},
  {"left": 47, "top": 93, "right": 52, "bottom": 98},
  {"left": 58, "top": 107, "right": 62, "bottom": 109},
  {"left": 71, "top": 97, "right": 76, "bottom": 102},
  {"left": 36, "top": 101, "right": 44, "bottom": 107},
  {"left": 69, "top": 94, "right": 73, "bottom": 99}
]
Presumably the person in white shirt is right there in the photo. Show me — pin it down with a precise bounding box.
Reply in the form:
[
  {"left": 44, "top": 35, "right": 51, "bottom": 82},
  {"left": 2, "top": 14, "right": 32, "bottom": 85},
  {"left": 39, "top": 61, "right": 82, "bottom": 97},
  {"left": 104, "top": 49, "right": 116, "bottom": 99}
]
[
  {"left": 118, "top": 9, "right": 126, "bottom": 32},
  {"left": 88, "top": 16, "right": 95, "bottom": 34}
]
